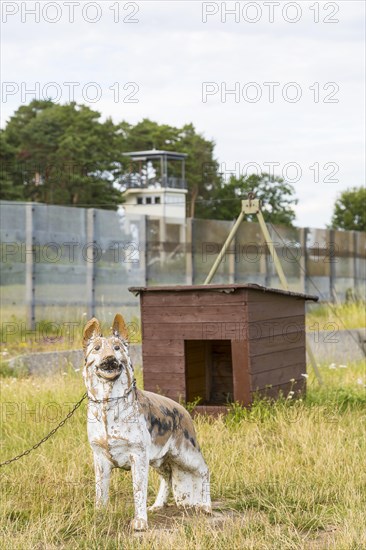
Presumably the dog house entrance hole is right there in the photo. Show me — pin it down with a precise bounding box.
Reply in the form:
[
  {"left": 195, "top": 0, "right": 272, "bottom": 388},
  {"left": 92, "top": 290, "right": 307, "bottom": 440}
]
[{"left": 185, "top": 340, "right": 233, "bottom": 405}]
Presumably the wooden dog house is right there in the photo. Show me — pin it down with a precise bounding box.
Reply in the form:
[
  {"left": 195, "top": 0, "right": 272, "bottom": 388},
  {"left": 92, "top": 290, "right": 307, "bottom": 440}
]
[{"left": 129, "top": 284, "right": 318, "bottom": 413}]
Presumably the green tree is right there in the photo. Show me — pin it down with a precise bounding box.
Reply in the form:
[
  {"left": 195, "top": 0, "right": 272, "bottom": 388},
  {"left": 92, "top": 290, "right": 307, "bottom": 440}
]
[
  {"left": 178, "top": 124, "right": 220, "bottom": 218},
  {"left": 4, "top": 99, "right": 55, "bottom": 146},
  {"left": 2, "top": 100, "right": 123, "bottom": 209},
  {"left": 331, "top": 187, "right": 366, "bottom": 231},
  {"left": 2, "top": 102, "right": 222, "bottom": 212},
  {"left": 199, "top": 173, "right": 297, "bottom": 226},
  {"left": 0, "top": 130, "right": 25, "bottom": 201},
  {"left": 118, "top": 119, "right": 180, "bottom": 151}
]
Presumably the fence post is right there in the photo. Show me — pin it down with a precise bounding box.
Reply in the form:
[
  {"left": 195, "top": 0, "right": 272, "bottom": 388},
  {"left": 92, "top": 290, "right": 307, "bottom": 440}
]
[
  {"left": 300, "top": 227, "right": 308, "bottom": 295},
  {"left": 86, "top": 208, "right": 96, "bottom": 319},
  {"left": 228, "top": 220, "right": 236, "bottom": 284},
  {"left": 144, "top": 215, "right": 148, "bottom": 286},
  {"left": 353, "top": 231, "right": 358, "bottom": 298},
  {"left": 329, "top": 229, "right": 336, "bottom": 302},
  {"left": 159, "top": 217, "right": 167, "bottom": 268},
  {"left": 186, "top": 218, "right": 193, "bottom": 285},
  {"left": 139, "top": 215, "right": 147, "bottom": 287},
  {"left": 25, "top": 203, "right": 36, "bottom": 329},
  {"left": 264, "top": 226, "right": 272, "bottom": 287}
]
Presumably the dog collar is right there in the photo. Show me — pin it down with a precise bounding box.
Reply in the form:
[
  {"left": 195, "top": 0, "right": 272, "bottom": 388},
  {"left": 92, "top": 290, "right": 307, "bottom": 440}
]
[{"left": 87, "top": 379, "right": 136, "bottom": 404}]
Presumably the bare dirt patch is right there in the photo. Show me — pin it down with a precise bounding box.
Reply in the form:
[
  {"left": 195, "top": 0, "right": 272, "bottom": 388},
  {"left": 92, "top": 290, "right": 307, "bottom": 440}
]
[{"left": 132, "top": 500, "right": 255, "bottom": 543}]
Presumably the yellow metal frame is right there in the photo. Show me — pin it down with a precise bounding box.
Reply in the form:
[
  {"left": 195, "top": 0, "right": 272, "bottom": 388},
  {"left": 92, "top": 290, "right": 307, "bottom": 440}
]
[{"left": 203, "top": 198, "right": 323, "bottom": 384}]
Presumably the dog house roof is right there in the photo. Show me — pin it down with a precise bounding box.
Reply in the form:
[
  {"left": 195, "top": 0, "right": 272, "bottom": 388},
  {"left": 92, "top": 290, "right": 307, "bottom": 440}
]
[{"left": 129, "top": 283, "right": 318, "bottom": 302}]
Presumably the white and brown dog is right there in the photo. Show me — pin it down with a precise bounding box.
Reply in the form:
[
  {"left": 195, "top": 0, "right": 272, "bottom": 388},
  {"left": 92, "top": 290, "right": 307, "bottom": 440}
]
[{"left": 83, "top": 314, "right": 211, "bottom": 531}]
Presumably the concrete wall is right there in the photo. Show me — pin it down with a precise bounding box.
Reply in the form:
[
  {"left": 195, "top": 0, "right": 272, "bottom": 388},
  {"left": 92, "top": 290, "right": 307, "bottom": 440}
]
[{"left": 307, "top": 328, "right": 366, "bottom": 364}]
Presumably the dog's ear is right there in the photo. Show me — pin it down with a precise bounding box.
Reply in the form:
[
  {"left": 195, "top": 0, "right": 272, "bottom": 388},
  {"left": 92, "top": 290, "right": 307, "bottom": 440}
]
[
  {"left": 112, "top": 313, "right": 128, "bottom": 341},
  {"left": 83, "top": 317, "right": 101, "bottom": 352}
]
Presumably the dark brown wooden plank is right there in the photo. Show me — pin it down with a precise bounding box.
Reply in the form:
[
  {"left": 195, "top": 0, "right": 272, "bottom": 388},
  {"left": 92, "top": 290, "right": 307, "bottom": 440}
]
[
  {"left": 251, "top": 363, "right": 306, "bottom": 389},
  {"left": 249, "top": 347, "right": 305, "bottom": 374},
  {"left": 248, "top": 315, "right": 305, "bottom": 340},
  {"left": 141, "top": 291, "right": 247, "bottom": 307},
  {"left": 143, "top": 374, "right": 185, "bottom": 392},
  {"left": 142, "top": 357, "right": 185, "bottom": 374},
  {"left": 232, "top": 340, "right": 251, "bottom": 406},
  {"left": 141, "top": 305, "right": 246, "bottom": 323},
  {"left": 247, "top": 290, "right": 307, "bottom": 304},
  {"left": 143, "top": 322, "right": 247, "bottom": 340},
  {"left": 142, "top": 340, "right": 184, "bottom": 356},
  {"left": 143, "top": 315, "right": 304, "bottom": 343},
  {"left": 249, "top": 332, "right": 305, "bottom": 357},
  {"left": 248, "top": 298, "right": 304, "bottom": 322}
]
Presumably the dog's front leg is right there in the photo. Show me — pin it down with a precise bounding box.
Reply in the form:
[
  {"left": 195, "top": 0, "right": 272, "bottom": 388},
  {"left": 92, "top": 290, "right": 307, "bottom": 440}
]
[
  {"left": 93, "top": 451, "right": 112, "bottom": 509},
  {"left": 130, "top": 451, "right": 149, "bottom": 531}
]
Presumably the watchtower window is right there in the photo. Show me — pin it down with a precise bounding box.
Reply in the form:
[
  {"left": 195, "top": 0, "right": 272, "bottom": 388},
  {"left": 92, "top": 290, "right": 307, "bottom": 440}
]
[
  {"left": 146, "top": 197, "right": 152, "bottom": 204},
  {"left": 137, "top": 197, "right": 143, "bottom": 205}
]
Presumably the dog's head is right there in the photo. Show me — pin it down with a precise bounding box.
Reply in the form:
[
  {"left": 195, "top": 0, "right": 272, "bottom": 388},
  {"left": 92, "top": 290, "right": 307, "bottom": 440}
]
[{"left": 83, "top": 314, "right": 130, "bottom": 382}]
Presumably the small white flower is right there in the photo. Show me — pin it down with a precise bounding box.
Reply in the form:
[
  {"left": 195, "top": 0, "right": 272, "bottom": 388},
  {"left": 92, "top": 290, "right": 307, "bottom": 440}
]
[
  {"left": 286, "top": 394, "right": 293, "bottom": 400},
  {"left": 289, "top": 378, "right": 295, "bottom": 383},
  {"left": 357, "top": 378, "right": 364, "bottom": 385},
  {"left": 62, "top": 372, "right": 67, "bottom": 376},
  {"left": 339, "top": 364, "right": 347, "bottom": 369},
  {"left": 74, "top": 368, "right": 80, "bottom": 372},
  {"left": 301, "top": 373, "right": 309, "bottom": 378},
  {"left": 329, "top": 363, "right": 337, "bottom": 369}
]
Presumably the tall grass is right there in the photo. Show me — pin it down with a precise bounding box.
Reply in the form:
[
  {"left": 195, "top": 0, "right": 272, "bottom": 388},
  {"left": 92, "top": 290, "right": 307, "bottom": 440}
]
[
  {"left": 306, "top": 300, "right": 365, "bottom": 331},
  {"left": 1, "top": 361, "right": 365, "bottom": 549}
]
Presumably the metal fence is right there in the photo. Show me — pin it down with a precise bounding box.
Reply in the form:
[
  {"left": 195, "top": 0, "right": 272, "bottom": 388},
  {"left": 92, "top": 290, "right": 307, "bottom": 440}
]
[{"left": 1, "top": 201, "right": 365, "bottom": 328}]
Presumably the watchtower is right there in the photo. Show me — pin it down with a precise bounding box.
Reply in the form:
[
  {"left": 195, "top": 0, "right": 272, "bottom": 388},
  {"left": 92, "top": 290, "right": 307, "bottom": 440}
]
[{"left": 122, "top": 150, "right": 188, "bottom": 246}]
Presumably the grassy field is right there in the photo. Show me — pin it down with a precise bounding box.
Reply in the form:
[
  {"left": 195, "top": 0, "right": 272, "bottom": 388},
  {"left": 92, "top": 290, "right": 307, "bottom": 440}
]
[{"left": 0, "top": 359, "right": 365, "bottom": 549}]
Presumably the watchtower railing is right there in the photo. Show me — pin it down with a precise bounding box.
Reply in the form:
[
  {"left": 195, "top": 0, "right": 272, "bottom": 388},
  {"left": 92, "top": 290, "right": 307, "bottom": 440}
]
[{"left": 124, "top": 175, "right": 186, "bottom": 190}]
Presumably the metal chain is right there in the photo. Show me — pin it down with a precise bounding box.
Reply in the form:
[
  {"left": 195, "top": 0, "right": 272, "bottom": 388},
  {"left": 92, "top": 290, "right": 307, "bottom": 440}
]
[
  {"left": 0, "top": 392, "right": 88, "bottom": 468},
  {"left": 88, "top": 379, "right": 136, "bottom": 403}
]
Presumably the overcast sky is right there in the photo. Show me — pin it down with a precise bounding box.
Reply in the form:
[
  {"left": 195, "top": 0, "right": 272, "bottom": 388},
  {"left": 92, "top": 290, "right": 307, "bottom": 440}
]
[{"left": 1, "top": 0, "right": 364, "bottom": 228}]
